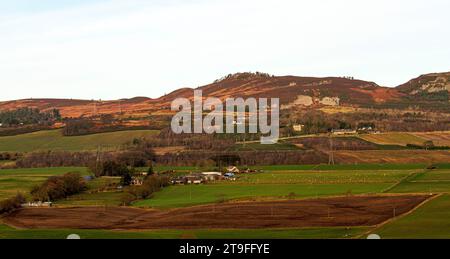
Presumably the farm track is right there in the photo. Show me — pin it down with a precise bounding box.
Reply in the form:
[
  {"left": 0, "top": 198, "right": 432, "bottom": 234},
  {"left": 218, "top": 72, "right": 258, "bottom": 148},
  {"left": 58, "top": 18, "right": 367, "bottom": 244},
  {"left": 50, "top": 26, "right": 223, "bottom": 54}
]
[{"left": 4, "top": 195, "right": 432, "bottom": 231}]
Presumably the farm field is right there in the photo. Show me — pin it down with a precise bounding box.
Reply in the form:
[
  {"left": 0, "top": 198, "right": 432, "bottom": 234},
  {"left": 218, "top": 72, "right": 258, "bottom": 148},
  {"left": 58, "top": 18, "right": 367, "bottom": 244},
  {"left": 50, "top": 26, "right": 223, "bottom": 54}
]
[
  {"left": 0, "top": 167, "right": 88, "bottom": 200},
  {"left": 387, "top": 169, "right": 450, "bottom": 194},
  {"left": 359, "top": 133, "right": 427, "bottom": 146},
  {"left": 134, "top": 169, "right": 418, "bottom": 208},
  {"left": 55, "top": 191, "right": 123, "bottom": 207},
  {"left": 5, "top": 196, "right": 430, "bottom": 230},
  {"left": 0, "top": 224, "right": 368, "bottom": 239},
  {"left": 373, "top": 194, "right": 450, "bottom": 239},
  {"left": 0, "top": 129, "right": 159, "bottom": 152},
  {"left": 250, "top": 164, "right": 428, "bottom": 171},
  {"left": 54, "top": 176, "right": 122, "bottom": 206},
  {"left": 2, "top": 164, "right": 450, "bottom": 239},
  {"left": 134, "top": 183, "right": 392, "bottom": 208},
  {"left": 413, "top": 131, "right": 450, "bottom": 147},
  {"left": 232, "top": 141, "right": 301, "bottom": 151},
  {"left": 335, "top": 150, "right": 450, "bottom": 164}
]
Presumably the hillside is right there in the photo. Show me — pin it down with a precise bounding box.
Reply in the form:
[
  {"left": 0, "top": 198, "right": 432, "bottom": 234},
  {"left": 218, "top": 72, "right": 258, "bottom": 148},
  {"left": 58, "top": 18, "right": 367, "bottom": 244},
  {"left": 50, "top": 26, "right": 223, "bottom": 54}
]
[
  {"left": 397, "top": 72, "right": 450, "bottom": 102},
  {"left": 0, "top": 72, "right": 449, "bottom": 118}
]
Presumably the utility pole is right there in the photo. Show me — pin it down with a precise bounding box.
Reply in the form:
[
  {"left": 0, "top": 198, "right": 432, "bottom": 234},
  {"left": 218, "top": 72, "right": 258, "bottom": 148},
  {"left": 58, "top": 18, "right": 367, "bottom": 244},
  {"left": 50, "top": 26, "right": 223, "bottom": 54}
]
[
  {"left": 328, "top": 133, "right": 335, "bottom": 165},
  {"left": 93, "top": 100, "right": 97, "bottom": 117}
]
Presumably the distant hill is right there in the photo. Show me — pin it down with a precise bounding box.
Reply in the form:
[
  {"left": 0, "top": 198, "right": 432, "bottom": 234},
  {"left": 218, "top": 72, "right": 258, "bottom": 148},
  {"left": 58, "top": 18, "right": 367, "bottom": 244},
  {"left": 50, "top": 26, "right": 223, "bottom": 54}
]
[
  {"left": 0, "top": 72, "right": 449, "bottom": 118},
  {"left": 396, "top": 72, "right": 450, "bottom": 102}
]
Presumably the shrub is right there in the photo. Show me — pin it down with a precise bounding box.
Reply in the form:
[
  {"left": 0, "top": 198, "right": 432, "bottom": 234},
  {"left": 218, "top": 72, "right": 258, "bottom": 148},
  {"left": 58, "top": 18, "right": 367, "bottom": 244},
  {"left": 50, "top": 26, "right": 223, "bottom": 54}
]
[
  {"left": 0, "top": 193, "right": 26, "bottom": 214},
  {"left": 31, "top": 173, "right": 86, "bottom": 202}
]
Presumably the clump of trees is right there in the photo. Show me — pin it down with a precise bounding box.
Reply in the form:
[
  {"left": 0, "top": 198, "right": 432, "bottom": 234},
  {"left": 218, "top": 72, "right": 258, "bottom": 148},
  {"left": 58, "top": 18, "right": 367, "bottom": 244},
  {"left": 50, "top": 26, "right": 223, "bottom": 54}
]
[
  {"left": 16, "top": 151, "right": 96, "bottom": 168},
  {"left": 0, "top": 152, "right": 22, "bottom": 161},
  {"left": 62, "top": 116, "right": 164, "bottom": 136},
  {"left": 31, "top": 173, "right": 86, "bottom": 202},
  {"left": 62, "top": 119, "right": 95, "bottom": 136},
  {"left": 0, "top": 108, "right": 61, "bottom": 127},
  {"left": 0, "top": 194, "right": 26, "bottom": 215},
  {"left": 89, "top": 160, "right": 134, "bottom": 178},
  {"left": 129, "top": 128, "right": 235, "bottom": 151},
  {"left": 121, "top": 175, "right": 170, "bottom": 205},
  {"left": 87, "top": 150, "right": 155, "bottom": 177}
]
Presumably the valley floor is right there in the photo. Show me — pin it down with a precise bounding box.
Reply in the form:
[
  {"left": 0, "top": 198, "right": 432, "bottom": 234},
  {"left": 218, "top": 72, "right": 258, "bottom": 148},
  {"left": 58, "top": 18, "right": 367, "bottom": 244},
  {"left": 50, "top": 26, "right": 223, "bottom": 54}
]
[{"left": 1, "top": 163, "right": 450, "bottom": 239}]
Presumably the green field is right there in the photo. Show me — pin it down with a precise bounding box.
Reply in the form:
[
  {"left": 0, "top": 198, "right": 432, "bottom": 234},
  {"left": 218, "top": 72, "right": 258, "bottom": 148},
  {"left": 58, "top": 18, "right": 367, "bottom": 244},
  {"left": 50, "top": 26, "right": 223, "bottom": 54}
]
[
  {"left": 387, "top": 169, "right": 450, "bottom": 194},
  {"left": 133, "top": 183, "right": 392, "bottom": 208},
  {"left": 0, "top": 129, "right": 159, "bottom": 152},
  {"left": 3, "top": 163, "right": 450, "bottom": 239},
  {"left": 0, "top": 224, "right": 368, "bottom": 239},
  {"left": 134, "top": 169, "right": 416, "bottom": 208},
  {"left": 373, "top": 194, "right": 450, "bottom": 239},
  {"left": 232, "top": 141, "right": 301, "bottom": 151},
  {"left": 55, "top": 176, "right": 122, "bottom": 206},
  {"left": 250, "top": 164, "right": 429, "bottom": 171},
  {"left": 0, "top": 167, "right": 88, "bottom": 200}
]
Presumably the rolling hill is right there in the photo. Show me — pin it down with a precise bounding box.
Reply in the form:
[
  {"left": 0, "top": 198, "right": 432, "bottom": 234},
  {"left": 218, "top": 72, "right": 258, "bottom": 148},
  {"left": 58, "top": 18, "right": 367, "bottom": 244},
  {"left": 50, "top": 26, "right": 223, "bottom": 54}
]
[{"left": 0, "top": 72, "right": 449, "bottom": 118}]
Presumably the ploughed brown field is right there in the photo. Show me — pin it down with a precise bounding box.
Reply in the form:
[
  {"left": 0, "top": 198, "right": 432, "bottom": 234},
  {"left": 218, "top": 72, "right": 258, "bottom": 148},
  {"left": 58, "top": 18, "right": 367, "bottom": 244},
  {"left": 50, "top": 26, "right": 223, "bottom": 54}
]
[{"left": 4, "top": 195, "right": 431, "bottom": 230}]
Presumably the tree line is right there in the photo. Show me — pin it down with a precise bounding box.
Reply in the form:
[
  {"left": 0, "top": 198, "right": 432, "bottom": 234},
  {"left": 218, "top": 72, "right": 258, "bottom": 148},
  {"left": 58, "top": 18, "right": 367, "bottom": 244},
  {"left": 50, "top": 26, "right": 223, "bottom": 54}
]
[{"left": 0, "top": 108, "right": 61, "bottom": 127}]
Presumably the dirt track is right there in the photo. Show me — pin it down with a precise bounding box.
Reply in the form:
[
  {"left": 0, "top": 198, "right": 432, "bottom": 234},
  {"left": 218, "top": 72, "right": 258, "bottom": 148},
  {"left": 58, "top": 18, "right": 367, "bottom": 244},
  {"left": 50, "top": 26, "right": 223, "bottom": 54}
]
[{"left": 4, "top": 195, "right": 431, "bottom": 230}]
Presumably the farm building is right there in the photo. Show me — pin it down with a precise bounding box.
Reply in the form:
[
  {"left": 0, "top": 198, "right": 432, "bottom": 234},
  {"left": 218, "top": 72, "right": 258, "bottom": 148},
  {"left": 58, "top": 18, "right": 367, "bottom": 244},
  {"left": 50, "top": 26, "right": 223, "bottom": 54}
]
[
  {"left": 185, "top": 174, "right": 204, "bottom": 184},
  {"left": 332, "top": 129, "right": 357, "bottom": 135},
  {"left": 227, "top": 166, "right": 240, "bottom": 174},
  {"left": 201, "top": 172, "right": 223, "bottom": 181},
  {"left": 293, "top": 124, "right": 305, "bottom": 132},
  {"left": 131, "top": 176, "right": 145, "bottom": 186},
  {"left": 171, "top": 176, "right": 187, "bottom": 185},
  {"left": 22, "top": 202, "right": 53, "bottom": 208}
]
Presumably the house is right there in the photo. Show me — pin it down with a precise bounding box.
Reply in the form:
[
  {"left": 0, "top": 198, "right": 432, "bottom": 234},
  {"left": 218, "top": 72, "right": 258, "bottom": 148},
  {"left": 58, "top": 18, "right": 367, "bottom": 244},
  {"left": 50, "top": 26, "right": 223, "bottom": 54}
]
[
  {"left": 293, "top": 124, "right": 305, "bottom": 132},
  {"left": 227, "top": 166, "right": 240, "bottom": 174},
  {"left": 201, "top": 172, "right": 223, "bottom": 181},
  {"left": 171, "top": 176, "right": 187, "bottom": 185},
  {"left": 185, "top": 174, "right": 204, "bottom": 184},
  {"left": 357, "top": 126, "right": 375, "bottom": 134},
  {"left": 22, "top": 201, "right": 53, "bottom": 208},
  {"left": 332, "top": 129, "right": 357, "bottom": 136},
  {"left": 131, "top": 176, "right": 144, "bottom": 186}
]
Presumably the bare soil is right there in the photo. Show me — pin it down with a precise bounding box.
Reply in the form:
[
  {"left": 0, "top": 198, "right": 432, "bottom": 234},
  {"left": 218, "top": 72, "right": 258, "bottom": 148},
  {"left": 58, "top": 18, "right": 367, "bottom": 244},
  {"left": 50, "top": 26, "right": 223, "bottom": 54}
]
[{"left": 4, "top": 195, "right": 431, "bottom": 230}]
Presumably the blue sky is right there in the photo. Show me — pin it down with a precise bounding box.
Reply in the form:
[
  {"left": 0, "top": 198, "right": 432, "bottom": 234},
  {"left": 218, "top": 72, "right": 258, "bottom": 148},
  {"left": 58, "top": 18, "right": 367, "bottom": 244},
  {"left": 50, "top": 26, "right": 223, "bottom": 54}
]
[{"left": 0, "top": 0, "right": 449, "bottom": 100}]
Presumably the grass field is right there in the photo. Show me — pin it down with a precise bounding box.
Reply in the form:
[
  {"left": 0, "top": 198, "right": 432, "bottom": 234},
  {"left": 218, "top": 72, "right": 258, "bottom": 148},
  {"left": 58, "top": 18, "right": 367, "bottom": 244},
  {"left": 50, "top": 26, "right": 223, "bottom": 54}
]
[
  {"left": 133, "top": 183, "right": 394, "bottom": 208},
  {"left": 52, "top": 176, "right": 122, "bottom": 206},
  {"left": 374, "top": 194, "right": 450, "bottom": 239},
  {"left": 360, "top": 133, "right": 427, "bottom": 146},
  {"left": 3, "top": 164, "right": 450, "bottom": 239},
  {"left": 335, "top": 150, "right": 450, "bottom": 164},
  {"left": 412, "top": 131, "right": 450, "bottom": 147},
  {"left": 250, "top": 164, "right": 429, "bottom": 171},
  {"left": 0, "top": 224, "right": 368, "bottom": 239},
  {"left": 134, "top": 169, "right": 417, "bottom": 208},
  {"left": 387, "top": 169, "right": 450, "bottom": 194},
  {"left": 0, "top": 129, "right": 159, "bottom": 152},
  {"left": 232, "top": 141, "right": 301, "bottom": 151},
  {"left": 0, "top": 167, "right": 88, "bottom": 200}
]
